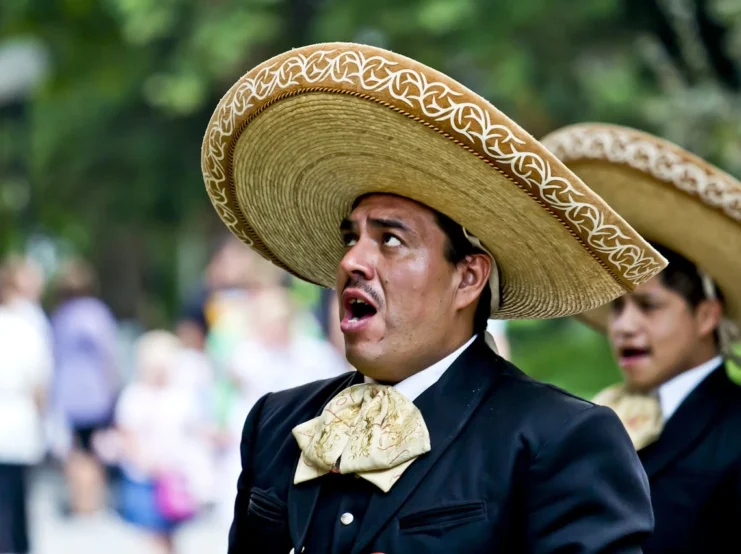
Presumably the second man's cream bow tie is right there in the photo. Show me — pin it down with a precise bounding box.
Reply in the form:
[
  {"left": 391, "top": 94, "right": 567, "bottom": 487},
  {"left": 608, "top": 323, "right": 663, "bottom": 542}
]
[
  {"left": 292, "top": 383, "right": 431, "bottom": 493},
  {"left": 592, "top": 384, "right": 664, "bottom": 451}
]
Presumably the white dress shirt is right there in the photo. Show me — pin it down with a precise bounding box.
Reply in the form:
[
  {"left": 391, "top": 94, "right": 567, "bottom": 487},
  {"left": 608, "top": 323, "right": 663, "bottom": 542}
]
[
  {"left": 364, "top": 335, "right": 477, "bottom": 401},
  {"left": 0, "top": 306, "right": 53, "bottom": 464},
  {"left": 658, "top": 355, "right": 723, "bottom": 421}
]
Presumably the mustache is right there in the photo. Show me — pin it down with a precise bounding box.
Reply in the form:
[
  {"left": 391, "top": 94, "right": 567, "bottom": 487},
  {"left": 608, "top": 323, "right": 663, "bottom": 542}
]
[{"left": 342, "top": 278, "right": 383, "bottom": 308}]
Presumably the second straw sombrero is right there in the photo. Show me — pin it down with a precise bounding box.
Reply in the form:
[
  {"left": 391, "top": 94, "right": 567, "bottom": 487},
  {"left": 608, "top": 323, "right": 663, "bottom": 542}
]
[
  {"left": 541, "top": 122, "right": 741, "bottom": 329},
  {"left": 201, "top": 43, "right": 666, "bottom": 320}
]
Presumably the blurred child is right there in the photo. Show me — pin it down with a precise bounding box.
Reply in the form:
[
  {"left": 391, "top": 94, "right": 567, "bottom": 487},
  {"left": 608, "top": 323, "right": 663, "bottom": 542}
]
[{"left": 114, "top": 330, "right": 212, "bottom": 554}]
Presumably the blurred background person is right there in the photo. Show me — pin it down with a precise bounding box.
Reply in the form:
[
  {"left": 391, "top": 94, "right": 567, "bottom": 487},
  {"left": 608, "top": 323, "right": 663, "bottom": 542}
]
[
  {"left": 113, "top": 330, "right": 213, "bottom": 554},
  {"left": 0, "top": 263, "right": 53, "bottom": 554},
  {"left": 173, "top": 313, "right": 214, "bottom": 414},
  {"left": 171, "top": 317, "right": 220, "bottom": 511},
  {"left": 199, "top": 239, "right": 283, "bottom": 434},
  {"left": 228, "top": 285, "right": 349, "bottom": 417},
  {"left": 202, "top": 237, "right": 269, "bottom": 374},
  {"left": 216, "top": 285, "right": 349, "bottom": 524},
  {"left": 3, "top": 254, "right": 52, "bottom": 348},
  {"left": 49, "top": 259, "right": 120, "bottom": 516}
]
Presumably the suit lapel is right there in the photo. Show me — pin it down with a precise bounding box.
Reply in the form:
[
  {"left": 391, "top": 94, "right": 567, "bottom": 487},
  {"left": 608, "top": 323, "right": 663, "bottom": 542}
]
[
  {"left": 287, "top": 370, "right": 363, "bottom": 548},
  {"left": 640, "top": 365, "right": 731, "bottom": 478},
  {"left": 351, "top": 338, "right": 504, "bottom": 554}
]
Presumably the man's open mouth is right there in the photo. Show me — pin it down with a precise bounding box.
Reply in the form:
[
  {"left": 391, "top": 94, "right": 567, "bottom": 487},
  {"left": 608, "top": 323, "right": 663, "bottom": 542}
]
[
  {"left": 340, "top": 290, "right": 379, "bottom": 333},
  {"left": 344, "top": 297, "right": 378, "bottom": 323},
  {"left": 619, "top": 346, "right": 651, "bottom": 364}
]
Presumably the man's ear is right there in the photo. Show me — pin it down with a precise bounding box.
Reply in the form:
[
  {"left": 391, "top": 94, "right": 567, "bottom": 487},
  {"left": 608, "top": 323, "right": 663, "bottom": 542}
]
[
  {"left": 696, "top": 298, "right": 723, "bottom": 340},
  {"left": 455, "top": 253, "right": 491, "bottom": 312}
]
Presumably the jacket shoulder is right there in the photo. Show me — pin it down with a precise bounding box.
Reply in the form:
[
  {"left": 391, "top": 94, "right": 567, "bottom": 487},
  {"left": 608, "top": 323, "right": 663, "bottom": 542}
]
[
  {"left": 497, "top": 359, "right": 596, "bottom": 416},
  {"left": 483, "top": 359, "right": 618, "bottom": 452}
]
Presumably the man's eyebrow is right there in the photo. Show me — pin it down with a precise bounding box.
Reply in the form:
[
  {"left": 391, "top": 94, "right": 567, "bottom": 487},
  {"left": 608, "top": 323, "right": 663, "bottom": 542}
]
[
  {"left": 368, "top": 218, "right": 412, "bottom": 232},
  {"left": 339, "top": 218, "right": 355, "bottom": 232}
]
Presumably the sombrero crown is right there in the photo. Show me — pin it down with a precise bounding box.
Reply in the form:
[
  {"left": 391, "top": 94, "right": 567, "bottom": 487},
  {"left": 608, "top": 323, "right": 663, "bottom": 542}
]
[
  {"left": 541, "top": 122, "right": 741, "bottom": 329},
  {"left": 201, "top": 43, "right": 666, "bottom": 320}
]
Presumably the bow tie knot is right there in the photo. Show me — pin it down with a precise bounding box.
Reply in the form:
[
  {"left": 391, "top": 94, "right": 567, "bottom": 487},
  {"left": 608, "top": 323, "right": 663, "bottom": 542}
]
[{"left": 292, "top": 383, "right": 431, "bottom": 492}]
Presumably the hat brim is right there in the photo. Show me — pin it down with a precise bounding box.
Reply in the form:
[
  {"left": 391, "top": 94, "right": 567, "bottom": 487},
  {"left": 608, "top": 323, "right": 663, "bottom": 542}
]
[
  {"left": 542, "top": 123, "right": 741, "bottom": 329},
  {"left": 202, "top": 43, "right": 666, "bottom": 320}
]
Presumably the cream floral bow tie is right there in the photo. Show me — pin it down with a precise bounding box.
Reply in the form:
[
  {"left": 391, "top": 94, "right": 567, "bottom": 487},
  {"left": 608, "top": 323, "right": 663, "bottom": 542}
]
[
  {"left": 292, "top": 383, "right": 431, "bottom": 493},
  {"left": 592, "top": 384, "right": 664, "bottom": 451}
]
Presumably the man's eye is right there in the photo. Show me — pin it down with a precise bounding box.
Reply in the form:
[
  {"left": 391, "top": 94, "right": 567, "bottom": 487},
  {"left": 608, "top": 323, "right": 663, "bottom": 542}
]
[
  {"left": 343, "top": 234, "right": 357, "bottom": 247},
  {"left": 383, "top": 234, "right": 402, "bottom": 247}
]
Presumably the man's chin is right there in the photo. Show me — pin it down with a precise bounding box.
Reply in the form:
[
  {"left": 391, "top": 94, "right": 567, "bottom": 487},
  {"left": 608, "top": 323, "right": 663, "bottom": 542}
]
[
  {"left": 618, "top": 357, "right": 657, "bottom": 389},
  {"left": 622, "top": 372, "right": 661, "bottom": 393},
  {"left": 343, "top": 343, "right": 388, "bottom": 378},
  {"left": 344, "top": 343, "right": 376, "bottom": 368}
]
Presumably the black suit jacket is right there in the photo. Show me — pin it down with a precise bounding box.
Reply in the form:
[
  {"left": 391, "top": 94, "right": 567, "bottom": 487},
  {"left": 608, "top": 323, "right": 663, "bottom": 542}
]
[
  {"left": 228, "top": 337, "right": 653, "bottom": 553},
  {"left": 639, "top": 364, "right": 741, "bottom": 553}
]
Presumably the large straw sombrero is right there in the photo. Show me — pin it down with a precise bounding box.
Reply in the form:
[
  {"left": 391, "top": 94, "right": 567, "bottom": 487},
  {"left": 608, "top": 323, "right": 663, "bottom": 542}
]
[
  {"left": 541, "top": 122, "right": 741, "bottom": 329},
  {"left": 201, "top": 43, "right": 666, "bottom": 320}
]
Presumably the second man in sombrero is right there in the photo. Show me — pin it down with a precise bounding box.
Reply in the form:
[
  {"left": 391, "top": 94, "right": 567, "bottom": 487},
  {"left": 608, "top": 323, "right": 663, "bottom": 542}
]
[
  {"left": 543, "top": 122, "right": 741, "bottom": 554},
  {"left": 202, "top": 43, "right": 666, "bottom": 553}
]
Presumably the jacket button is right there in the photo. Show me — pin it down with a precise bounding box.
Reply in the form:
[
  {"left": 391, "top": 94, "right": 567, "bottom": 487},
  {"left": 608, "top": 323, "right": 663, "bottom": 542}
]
[{"left": 340, "top": 512, "right": 354, "bottom": 525}]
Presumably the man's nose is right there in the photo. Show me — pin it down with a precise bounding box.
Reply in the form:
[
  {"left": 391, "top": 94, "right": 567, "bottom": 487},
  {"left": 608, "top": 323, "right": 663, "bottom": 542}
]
[{"left": 339, "top": 240, "right": 376, "bottom": 282}]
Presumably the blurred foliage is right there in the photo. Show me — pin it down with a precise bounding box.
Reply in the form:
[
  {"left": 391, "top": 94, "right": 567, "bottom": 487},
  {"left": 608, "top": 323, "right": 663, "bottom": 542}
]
[
  {"left": 508, "top": 318, "right": 620, "bottom": 399},
  {"left": 1, "top": 0, "right": 740, "bottom": 392}
]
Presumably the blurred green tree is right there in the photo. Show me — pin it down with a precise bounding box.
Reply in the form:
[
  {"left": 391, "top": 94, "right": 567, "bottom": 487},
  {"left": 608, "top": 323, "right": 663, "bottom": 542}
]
[{"left": 0, "top": 0, "right": 738, "bottom": 393}]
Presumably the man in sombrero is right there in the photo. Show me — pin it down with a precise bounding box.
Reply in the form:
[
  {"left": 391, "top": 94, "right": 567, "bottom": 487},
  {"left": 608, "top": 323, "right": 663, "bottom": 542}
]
[
  {"left": 543, "top": 123, "right": 741, "bottom": 554},
  {"left": 202, "top": 43, "right": 664, "bottom": 553}
]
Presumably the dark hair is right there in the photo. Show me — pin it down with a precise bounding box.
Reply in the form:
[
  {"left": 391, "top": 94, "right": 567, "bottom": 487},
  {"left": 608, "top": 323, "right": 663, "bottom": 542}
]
[
  {"left": 652, "top": 243, "right": 725, "bottom": 309},
  {"left": 434, "top": 211, "right": 492, "bottom": 335},
  {"left": 652, "top": 242, "right": 724, "bottom": 345}
]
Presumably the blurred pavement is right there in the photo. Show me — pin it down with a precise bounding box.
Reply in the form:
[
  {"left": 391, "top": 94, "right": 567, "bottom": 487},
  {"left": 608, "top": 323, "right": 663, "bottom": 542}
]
[{"left": 28, "top": 466, "right": 228, "bottom": 554}]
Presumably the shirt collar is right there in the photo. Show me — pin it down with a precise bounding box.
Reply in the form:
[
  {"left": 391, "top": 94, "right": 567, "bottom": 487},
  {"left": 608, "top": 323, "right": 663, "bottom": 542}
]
[
  {"left": 658, "top": 355, "right": 723, "bottom": 421},
  {"left": 363, "top": 335, "right": 477, "bottom": 401}
]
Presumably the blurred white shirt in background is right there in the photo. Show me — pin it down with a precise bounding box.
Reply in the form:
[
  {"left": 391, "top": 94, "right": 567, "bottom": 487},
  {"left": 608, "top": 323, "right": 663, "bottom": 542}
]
[{"left": 0, "top": 306, "right": 53, "bottom": 464}]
